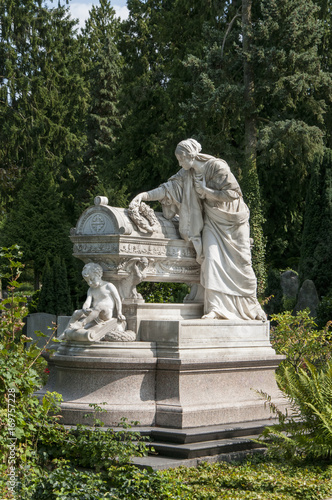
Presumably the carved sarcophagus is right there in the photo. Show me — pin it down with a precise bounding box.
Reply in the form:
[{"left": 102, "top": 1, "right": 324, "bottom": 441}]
[{"left": 70, "top": 196, "right": 200, "bottom": 301}]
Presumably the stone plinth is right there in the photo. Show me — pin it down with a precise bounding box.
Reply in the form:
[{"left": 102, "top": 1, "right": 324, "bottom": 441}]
[
  {"left": 41, "top": 341, "right": 157, "bottom": 426},
  {"left": 140, "top": 318, "right": 284, "bottom": 427},
  {"left": 39, "top": 308, "right": 285, "bottom": 429}
]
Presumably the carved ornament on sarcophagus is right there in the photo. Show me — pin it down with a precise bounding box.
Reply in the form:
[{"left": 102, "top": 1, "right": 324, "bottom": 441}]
[{"left": 70, "top": 196, "right": 200, "bottom": 301}]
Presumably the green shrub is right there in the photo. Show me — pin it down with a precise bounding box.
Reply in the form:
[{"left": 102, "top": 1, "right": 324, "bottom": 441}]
[
  {"left": 270, "top": 309, "right": 332, "bottom": 370},
  {"left": 172, "top": 458, "right": 332, "bottom": 499},
  {"left": 137, "top": 282, "right": 190, "bottom": 303},
  {"left": 17, "top": 460, "right": 118, "bottom": 500},
  {"left": 316, "top": 291, "right": 332, "bottom": 329},
  {"left": 0, "top": 246, "right": 156, "bottom": 499},
  {"left": 41, "top": 412, "right": 150, "bottom": 471},
  {"left": 107, "top": 465, "right": 189, "bottom": 499},
  {"left": 0, "top": 247, "right": 63, "bottom": 467}
]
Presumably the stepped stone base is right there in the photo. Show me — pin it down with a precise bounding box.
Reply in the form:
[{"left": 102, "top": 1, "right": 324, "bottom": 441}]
[{"left": 38, "top": 304, "right": 285, "bottom": 429}]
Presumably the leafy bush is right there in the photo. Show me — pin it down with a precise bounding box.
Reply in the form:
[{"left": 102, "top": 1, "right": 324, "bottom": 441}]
[
  {"left": 41, "top": 411, "right": 150, "bottom": 471},
  {"left": 137, "top": 282, "right": 190, "bottom": 303},
  {"left": 0, "top": 247, "right": 63, "bottom": 464},
  {"left": 107, "top": 465, "right": 188, "bottom": 499},
  {"left": 270, "top": 309, "right": 332, "bottom": 370},
  {"left": 316, "top": 291, "right": 332, "bottom": 329},
  {"left": 16, "top": 460, "right": 117, "bottom": 500},
  {"left": 257, "top": 361, "right": 332, "bottom": 461},
  {"left": 0, "top": 246, "right": 150, "bottom": 499}
]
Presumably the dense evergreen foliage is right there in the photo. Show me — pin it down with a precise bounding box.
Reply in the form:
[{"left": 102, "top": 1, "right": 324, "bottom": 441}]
[
  {"left": 299, "top": 148, "right": 332, "bottom": 299},
  {"left": 0, "top": 0, "right": 332, "bottom": 304}
]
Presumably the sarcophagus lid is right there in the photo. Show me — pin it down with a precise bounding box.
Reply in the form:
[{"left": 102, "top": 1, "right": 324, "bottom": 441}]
[{"left": 70, "top": 196, "right": 200, "bottom": 286}]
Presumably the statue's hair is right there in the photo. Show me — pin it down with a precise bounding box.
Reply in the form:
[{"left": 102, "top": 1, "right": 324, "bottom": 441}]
[
  {"left": 82, "top": 262, "right": 103, "bottom": 278},
  {"left": 175, "top": 138, "right": 202, "bottom": 158}
]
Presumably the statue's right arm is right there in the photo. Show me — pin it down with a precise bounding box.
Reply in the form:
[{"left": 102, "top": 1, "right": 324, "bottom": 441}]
[
  {"left": 130, "top": 186, "right": 166, "bottom": 206},
  {"left": 83, "top": 290, "right": 92, "bottom": 313}
]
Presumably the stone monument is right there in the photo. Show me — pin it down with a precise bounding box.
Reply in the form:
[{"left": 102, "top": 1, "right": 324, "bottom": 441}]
[{"left": 40, "top": 140, "right": 285, "bottom": 429}]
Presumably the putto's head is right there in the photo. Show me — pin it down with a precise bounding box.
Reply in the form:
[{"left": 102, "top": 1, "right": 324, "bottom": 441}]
[{"left": 82, "top": 262, "right": 103, "bottom": 280}]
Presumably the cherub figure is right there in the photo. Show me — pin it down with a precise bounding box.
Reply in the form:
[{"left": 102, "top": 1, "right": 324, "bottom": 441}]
[{"left": 58, "top": 263, "right": 125, "bottom": 340}]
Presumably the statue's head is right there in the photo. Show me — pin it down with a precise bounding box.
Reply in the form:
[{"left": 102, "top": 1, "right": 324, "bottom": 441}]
[
  {"left": 82, "top": 262, "right": 103, "bottom": 280},
  {"left": 175, "top": 138, "right": 202, "bottom": 159},
  {"left": 175, "top": 139, "right": 202, "bottom": 170}
]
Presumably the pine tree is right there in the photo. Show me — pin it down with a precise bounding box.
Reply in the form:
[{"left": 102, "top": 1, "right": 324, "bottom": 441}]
[
  {"left": 77, "top": 0, "right": 124, "bottom": 208},
  {"left": 37, "top": 258, "right": 55, "bottom": 315},
  {"left": 181, "top": 0, "right": 331, "bottom": 276},
  {"left": 253, "top": 0, "right": 329, "bottom": 268},
  {"left": 2, "top": 163, "right": 72, "bottom": 288},
  {"left": 0, "top": 0, "right": 88, "bottom": 215},
  {"left": 113, "top": 0, "right": 216, "bottom": 200},
  {"left": 53, "top": 256, "right": 72, "bottom": 316},
  {"left": 299, "top": 148, "right": 332, "bottom": 298}
]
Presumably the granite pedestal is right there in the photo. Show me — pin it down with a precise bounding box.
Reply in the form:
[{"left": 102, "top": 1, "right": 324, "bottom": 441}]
[{"left": 38, "top": 304, "right": 285, "bottom": 428}]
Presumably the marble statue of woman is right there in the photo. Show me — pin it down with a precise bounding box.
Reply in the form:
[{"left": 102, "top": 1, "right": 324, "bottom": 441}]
[{"left": 130, "top": 138, "right": 266, "bottom": 321}]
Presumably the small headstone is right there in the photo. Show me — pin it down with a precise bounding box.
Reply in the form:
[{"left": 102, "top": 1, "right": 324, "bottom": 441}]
[
  {"left": 280, "top": 270, "right": 299, "bottom": 299},
  {"left": 293, "top": 279, "right": 320, "bottom": 317}
]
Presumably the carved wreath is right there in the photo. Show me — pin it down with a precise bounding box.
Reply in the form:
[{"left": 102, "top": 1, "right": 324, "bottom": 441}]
[{"left": 128, "top": 202, "right": 159, "bottom": 234}]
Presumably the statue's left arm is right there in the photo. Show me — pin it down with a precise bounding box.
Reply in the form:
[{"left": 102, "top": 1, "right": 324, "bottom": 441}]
[{"left": 195, "top": 160, "right": 242, "bottom": 203}]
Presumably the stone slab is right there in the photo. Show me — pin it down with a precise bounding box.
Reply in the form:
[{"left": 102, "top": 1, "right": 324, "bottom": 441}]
[
  {"left": 132, "top": 448, "right": 267, "bottom": 471},
  {"left": 25, "top": 312, "right": 56, "bottom": 348},
  {"left": 140, "top": 318, "right": 277, "bottom": 360}
]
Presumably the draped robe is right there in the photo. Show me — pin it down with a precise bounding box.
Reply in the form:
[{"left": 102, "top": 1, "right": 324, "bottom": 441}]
[{"left": 159, "top": 158, "right": 265, "bottom": 321}]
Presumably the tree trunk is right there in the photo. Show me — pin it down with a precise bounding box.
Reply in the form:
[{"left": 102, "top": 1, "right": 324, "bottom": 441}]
[
  {"left": 242, "top": 0, "right": 256, "bottom": 164},
  {"left": 242, "top": 0, "right": 266, "bottom": 295},
  {"left": 34, "top": 269, "right": 40, "bottom": 291}
]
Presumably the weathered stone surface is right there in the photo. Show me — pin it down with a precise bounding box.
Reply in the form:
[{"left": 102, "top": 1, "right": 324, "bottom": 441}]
[
  {"left": 25, "top": 312, "right": 56, "bottom": 348},
  {"left": 294, "top": 279, "right": 320, "bottom": 317},
  {"left": 280, "top": 270, "right": 299, "bottom": 298},
  {"left": 129, "top": 138, "right": 266, "bottom": 321}
]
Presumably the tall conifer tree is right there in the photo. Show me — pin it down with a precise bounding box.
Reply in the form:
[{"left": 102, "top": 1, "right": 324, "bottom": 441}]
[
  {"left": 299, "top": 149, "right": 332, "bottom": 298},
  {"left": 2, "top": 163, "right": 72, "bottom": 288},
  {"left": 181, "top": 0, "right": 331, "bottom": 277},
  {"left": 0, "top": 0, "right": 88, "bottom": 212},
  {"left": 77, "top": 0, "right": 124, "bottom": 208}
]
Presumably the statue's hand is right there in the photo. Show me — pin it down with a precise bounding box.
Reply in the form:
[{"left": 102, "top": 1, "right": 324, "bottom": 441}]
[
  {"left": 129, "top": 192, "right": 147, "bottom": 208},
  {"left": 194, "top": 176, "right": 206, "bottom": 198},
  {"left": 118, "top": 313, "right": 126, "bottom": 321}
]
